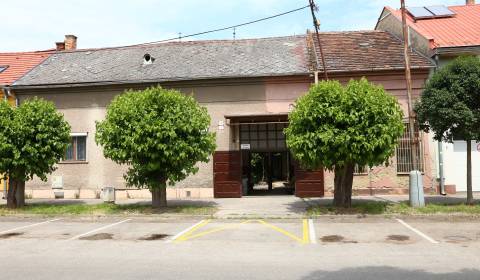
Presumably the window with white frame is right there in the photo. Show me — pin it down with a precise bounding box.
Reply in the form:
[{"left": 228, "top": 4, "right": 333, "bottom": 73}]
[
  {"left": 396, "top": 122, "right": 424, "bottom": 173},
  {"left": 64, "top": 133, "right": 87, "bottom": 161}
]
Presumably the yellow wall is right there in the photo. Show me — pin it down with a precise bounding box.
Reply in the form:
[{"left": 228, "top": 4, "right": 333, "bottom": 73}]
[{"left": 0, "top": 90, "right": 16, "bottom": 106}]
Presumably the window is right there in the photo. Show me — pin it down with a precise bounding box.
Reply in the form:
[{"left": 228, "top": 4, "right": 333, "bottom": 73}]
[
  {"left": 64, "top": 134, "right": 87, "bottom": 161},
  {"left": 239, "top": 122, "right": 287, "bottom": 152},
  {"left": 0, "top": 65, "right": 8, "bottom": 74},
  {"left": 396, "top": 122, "right": 424, "bottom": 173},
  {"left": 354, "top": 164, "right": 368, "bottom": 175}
]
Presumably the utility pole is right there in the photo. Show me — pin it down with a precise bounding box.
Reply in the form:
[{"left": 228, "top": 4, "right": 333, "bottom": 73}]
[
  {"left": 401, "top": 0, "right": 424, "bottom": 207},
  {"left": 308, "top": 0, "right": 328, "bottom": 80}
]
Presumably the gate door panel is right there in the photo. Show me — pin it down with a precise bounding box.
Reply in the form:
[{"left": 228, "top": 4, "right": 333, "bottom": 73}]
[
  {"left": 295, "top": 165, "right": 324, "bottom": 198},
  {"left": 213, "top": 151, "right": 242, "bottom": 198}
]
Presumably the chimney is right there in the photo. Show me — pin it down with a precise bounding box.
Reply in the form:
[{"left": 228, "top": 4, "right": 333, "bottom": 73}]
[
  {"left": 466, "top": 0, "right": 475, "bottom": 5},
  {"left": 55, "top": 42, "right": 65, "bottom": 51},
  {"left": 64, "top": 35, "right": 77, "bottom": 50}
]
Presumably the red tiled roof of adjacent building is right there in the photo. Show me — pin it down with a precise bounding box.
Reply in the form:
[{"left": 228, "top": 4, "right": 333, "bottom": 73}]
[
  {"left": 0, "top": 50, "right": 53, "bottom": 86},
  {"left": 385, "top": 4, "right": 480, "bottom": 48}
]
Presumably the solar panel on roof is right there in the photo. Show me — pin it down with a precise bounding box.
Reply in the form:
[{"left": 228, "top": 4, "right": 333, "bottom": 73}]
[
  {"left": 425, "top": 5, "right": 455, "bottom": 17},
  {"left": 407, "top": 7, "right": 434, "bottom": 19}
]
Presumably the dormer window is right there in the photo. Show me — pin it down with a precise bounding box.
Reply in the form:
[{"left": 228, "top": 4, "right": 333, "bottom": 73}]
[
  {"left": 143, "top": 54, "right": 155, "bottom": 65},
  {"left": 0, "top": 65, "right": 8, "bottom": 74}
]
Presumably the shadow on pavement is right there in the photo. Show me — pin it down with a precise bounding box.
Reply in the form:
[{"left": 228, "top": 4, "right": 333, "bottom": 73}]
[{"left": 301, "top": 266, "right": 480, "bottom": 280}]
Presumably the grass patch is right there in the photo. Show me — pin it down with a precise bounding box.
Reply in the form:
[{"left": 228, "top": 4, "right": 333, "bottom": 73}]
[
  {"left": 0, "top": 203, "right": 217, "bottom": 216},
  {"left": 307, "top": 201, "right": 480, "bottom": 216}
]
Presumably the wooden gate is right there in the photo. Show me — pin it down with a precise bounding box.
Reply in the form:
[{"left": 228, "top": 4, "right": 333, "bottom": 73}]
[
  {"left": 213, "top": 151, "right": 242, "bottom": 198},
  {"left": 295, "top": 165, "right": 324, "bottom": 198}
]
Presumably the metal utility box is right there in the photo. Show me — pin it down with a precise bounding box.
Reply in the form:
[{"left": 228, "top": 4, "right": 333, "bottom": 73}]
[
  {"left": 52, "top": 176, "right": 64, "bottom": 199},
  {"left": 102, "top": 187, "right": 115, "bottom": 203}
]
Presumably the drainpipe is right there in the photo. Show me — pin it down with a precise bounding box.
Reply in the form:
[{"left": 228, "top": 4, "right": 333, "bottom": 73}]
[{"left": 433, "top": 55, "right": 446, "bottom": 196}]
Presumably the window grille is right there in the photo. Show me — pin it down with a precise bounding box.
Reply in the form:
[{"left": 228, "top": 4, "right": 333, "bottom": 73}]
[
  {"left": 239, "top": 123, "right": 287, "bottom": 152},
  {"left": 396, "top": 122, "right": 424, "bottom": 173},
  {"left": 354, "top": 164, "right": 368, "bottom": 175}
]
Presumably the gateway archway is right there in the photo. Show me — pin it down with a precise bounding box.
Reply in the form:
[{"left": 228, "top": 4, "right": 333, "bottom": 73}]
[{"left": 213, "top": 114, "right": 324, "bottom": 198}]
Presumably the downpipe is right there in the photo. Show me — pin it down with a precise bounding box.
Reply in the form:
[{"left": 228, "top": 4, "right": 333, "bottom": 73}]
[{"left": 433, "top": 55, "right": 446, "bottom": 196}]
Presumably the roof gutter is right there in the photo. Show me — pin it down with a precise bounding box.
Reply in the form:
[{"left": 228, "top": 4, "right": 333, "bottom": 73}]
[
  {"left": 11, "top": 73, "right": 312, "bottom": 90},
  {"left": 434, "top": 45, "right": 480, "bottom": 56}
]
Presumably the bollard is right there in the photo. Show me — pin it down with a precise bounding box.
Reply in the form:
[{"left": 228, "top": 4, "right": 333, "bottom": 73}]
[{"left": 409, "top": 170, "right": 425, "bottom": 207}]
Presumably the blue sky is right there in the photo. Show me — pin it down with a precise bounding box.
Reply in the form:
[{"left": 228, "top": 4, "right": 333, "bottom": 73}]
[{"left": 1, "top": 0, "right": 465, "bottom": 51}]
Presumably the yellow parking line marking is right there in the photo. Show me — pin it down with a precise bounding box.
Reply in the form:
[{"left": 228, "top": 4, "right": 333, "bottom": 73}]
[
  {"left": 303, "top": 219, "right": 310, "bottom": 244},
  {"left": 173, "top": 219, "right": 211, "bottom": 242},
  {"left": 178, "top": 220, "right": 252, "bottom": 242},
  {"left": 175, "top": 219, "right": 309, "bottom": 244},
  {"left": 257, "top": 220, "right": 305, "bottom": 244}
]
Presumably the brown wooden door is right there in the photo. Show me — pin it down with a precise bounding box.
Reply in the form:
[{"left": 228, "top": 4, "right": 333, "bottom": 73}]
[
  {"left": 295, "top": 165, "right": 324, "bottom": 198},
  {"left": 213, "top": 151, "right": 242, "bottom": 198}
]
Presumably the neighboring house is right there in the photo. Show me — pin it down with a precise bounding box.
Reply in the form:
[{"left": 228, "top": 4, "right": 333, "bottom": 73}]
[
  {"left": 376, "top": 0, "right": 480, "bottom": 193},
  {"left": 0, "top": 35, "right": 77, "bottom": 199},
  {"left": 10, "top": 31, "right": 433, "bottom": 199}
]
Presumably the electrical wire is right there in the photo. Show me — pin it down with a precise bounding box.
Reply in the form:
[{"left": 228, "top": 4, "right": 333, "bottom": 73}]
[{"left": 131, "top": 5, "right": 310, "bottom": 47}]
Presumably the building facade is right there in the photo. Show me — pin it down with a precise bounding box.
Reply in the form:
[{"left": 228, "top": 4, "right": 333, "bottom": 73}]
[
  {"left": 11, "top": 32, "right": 433, "bottom": 199},
  {"left": 376, "top": 1, "right": 480, "bottom": 193}
]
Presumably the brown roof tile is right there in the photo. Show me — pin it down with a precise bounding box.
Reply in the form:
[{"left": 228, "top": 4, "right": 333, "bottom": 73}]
[{"left": 310, "top": 30, "right": 434, "bottom": 73}]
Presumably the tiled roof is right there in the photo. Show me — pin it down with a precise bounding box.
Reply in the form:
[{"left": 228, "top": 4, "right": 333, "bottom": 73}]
[
  {"left": 0, "top": 51, "right": 53, "bottom": 86},
  {"left": 14, "top": 36, "right": 310, "bottom": 86},
  {"left": 385, "top": 4, "right": 480, "bottom": 48},
  {"left": 310, "top": 30, "right": 433, "bottom": 73},
  {"left": 14, "top": 32, "right": 433, "bottom": 87}
]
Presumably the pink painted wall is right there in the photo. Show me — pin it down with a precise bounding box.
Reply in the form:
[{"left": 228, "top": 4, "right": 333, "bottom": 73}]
[{"left": 264, "top": 71, "right": 434, "bottom": 194}]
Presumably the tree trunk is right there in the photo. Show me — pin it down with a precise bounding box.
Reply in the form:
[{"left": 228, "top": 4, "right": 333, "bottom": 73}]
[
  {"left": 15, "top": 180, "right": 25, "bottom": 208},
  {"left": 466, "top": 140, "right": 474, "bottom": 205},
  {"left": 151, "top": 187, "right": 167, "bottom": 208},
  {"left": 333, "top": 163, "right": 355, "bottom": 208},
  {"left": 7, "top": 178, "right": 18, "bottom": 209}
]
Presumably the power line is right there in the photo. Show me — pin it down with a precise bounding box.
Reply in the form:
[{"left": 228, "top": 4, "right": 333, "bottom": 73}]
[
  {"left": 309, "top": 0, "right": 328, "bottom": 80},
  {"left": 131, "top": 5, "right": 310, "bottom": 47}
]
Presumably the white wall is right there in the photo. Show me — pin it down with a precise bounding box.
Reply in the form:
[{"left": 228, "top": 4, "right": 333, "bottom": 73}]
[{"left": 443, "top": 141, "right": 480, "bottom": 192}]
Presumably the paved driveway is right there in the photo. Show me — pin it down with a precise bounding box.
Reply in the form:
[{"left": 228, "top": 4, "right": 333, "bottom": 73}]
[{"left": 1, "top": 216, "right": 480, "bottom": 279}]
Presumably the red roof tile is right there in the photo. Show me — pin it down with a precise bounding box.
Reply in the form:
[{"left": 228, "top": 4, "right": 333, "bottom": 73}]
[
  {"left": 386, "top": 4, "right": 480, "bottom": 48},
  {"left": 0, "top": 51, "right": 53, "bottom": 86}
]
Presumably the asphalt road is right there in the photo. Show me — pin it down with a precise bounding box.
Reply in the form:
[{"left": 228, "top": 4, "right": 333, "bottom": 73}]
[{"left": 1, "top": 216, "right": 479, "bottom": 280}]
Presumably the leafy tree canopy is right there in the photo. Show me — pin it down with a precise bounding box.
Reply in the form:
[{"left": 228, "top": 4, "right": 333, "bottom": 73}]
[
  {"left": 415, "top": 56, "right": 480, "bottom": 142},
  {"left": 0, "top": 98, "right": 71, "bottom": 181},
  {"left": 285, "top": 78, "right": 404, "bottom": 170},
  {"left": 95, "top": 86, "right": 216, "bottom": 190}
]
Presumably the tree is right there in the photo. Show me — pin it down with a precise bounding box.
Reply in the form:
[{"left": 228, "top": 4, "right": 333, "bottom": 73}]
[
  {"left": 415, "top": 56, "right": 480, "bottom": 205},
  {"left": 285, "top": 78, "right": 404, "bottom": 207},
  {"left": 0, "top": 98, "right": 71, "bottom": 208},
  {"left": 95, "top": 87, "right": 216, "bottom": 208}
]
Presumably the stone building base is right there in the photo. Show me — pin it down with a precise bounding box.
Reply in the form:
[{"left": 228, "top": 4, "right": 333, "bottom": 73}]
[{"left": 23, "top": 188, "right": 214, "bottom": 200}]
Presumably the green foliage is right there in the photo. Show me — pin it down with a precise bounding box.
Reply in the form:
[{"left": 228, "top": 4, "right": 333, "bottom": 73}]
[
  {"left": 0, "top": 203, "right": 217, "bottom": 216},
  {"left": 415, "top": 56, "right": 480, "bottom": 142},
  {"left": 95, "top": 86, "right": 216, "bottom": 190},
  {"left": 285, "top": 78, "right": 404, "bottom": 170},
  {"left": 250, "top": 152, "right": 265, "bottom": 184},
  {"left": 0, "top": 98, "right": 71, "bottom": 181}
]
